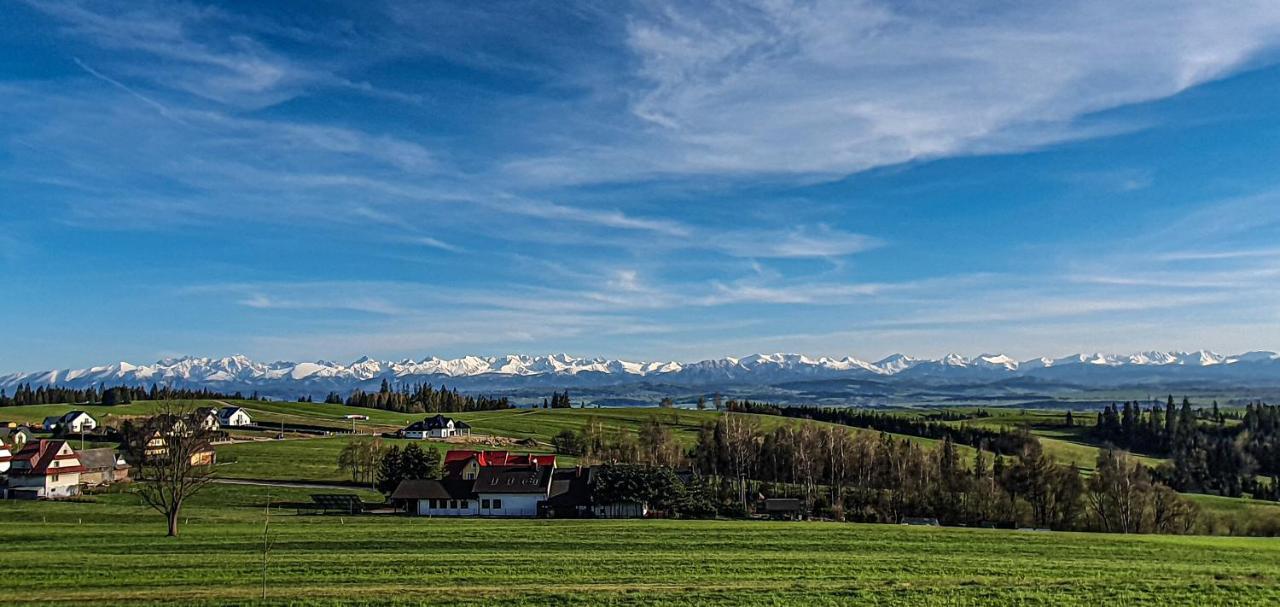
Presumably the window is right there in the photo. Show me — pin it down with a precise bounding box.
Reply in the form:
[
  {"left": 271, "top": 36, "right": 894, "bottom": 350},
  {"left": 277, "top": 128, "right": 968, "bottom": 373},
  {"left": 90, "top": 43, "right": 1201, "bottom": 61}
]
[
  {"left": 52, "top": 474, "right": 59, "bottom": 482},
  {"left": 460, "top": 500, "right": 468, "bottom": 509},
  {"left": 481, "top": 499, "right": 490, "bottom": 509},
  {"left": 492, "top": 499, "right": 502, "bottom": 509},
  {"left": 448, "top": 500, "right": 456, "bottom": 509}
]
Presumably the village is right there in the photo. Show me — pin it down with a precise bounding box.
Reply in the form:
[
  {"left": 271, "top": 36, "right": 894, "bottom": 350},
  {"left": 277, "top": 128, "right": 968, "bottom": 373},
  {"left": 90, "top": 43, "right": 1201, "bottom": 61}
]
[{"left": 0, "top": 408, "right": 803, "bottom": 521}]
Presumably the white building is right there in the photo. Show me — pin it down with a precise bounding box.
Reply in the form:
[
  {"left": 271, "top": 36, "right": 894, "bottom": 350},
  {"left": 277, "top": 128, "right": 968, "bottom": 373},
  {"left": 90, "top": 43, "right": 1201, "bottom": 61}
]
[
  {"left": 392, "top": 464, "right": 554, "bottom": 517},
  {"left": 5, "top": 439, "right": 84, "bottom": 499},
  {"left": 43, "top": 411, "right": 97, "bottom": 434},
  {"left": 194, "top": 408, "right": 221, "bottom": 431},
  {"left": 217, "top": 406, "right": 253, "bottom": 427},
  {"left": 401, "top": 414, "right": 471, "bottom": 439},
  {"left": 0, "top": 442, "right": 11, "bottom": 474}
]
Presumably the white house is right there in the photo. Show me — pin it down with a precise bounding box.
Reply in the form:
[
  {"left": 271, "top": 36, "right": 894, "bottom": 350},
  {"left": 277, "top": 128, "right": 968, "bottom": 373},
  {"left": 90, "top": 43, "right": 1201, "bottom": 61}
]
[
  {"left": 401, "top": 414, "right": 471, "bottom": 439},
  {"left": 472, "top": 465, "right": 554, "bottom": 517},
  {"left": 5, "top": 439, "right": 85, "bottom": 499},
  {"left": 43, "top": 411, "right": 97, "bottom": 434},
  {"left": 194, "top": 408, "right": 221, "bottom": 431},
  {"left": 392, "top": 463, "right": 555, "bottom": 517},
  {"left": 0, "top": 442, "right": 11, "bottom": 474},
  {"left": 217, "top": 406, "right": 253, "bottom": 427},
  {"left": 391, "top": 479, "right": 479, "bottom": 516}
]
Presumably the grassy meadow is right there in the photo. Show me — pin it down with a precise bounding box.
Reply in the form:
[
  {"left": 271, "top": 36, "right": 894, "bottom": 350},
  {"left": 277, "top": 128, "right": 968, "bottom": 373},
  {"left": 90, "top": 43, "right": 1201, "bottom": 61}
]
[{"left": 2, "top": 483, "right": 1279, "bottom": 606}]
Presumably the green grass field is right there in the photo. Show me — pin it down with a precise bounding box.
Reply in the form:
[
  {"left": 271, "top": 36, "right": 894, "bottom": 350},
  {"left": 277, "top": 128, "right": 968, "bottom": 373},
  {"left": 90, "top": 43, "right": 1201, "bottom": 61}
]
[{"left": 2, "top": 483, "right": 1278, "bottom": 606}]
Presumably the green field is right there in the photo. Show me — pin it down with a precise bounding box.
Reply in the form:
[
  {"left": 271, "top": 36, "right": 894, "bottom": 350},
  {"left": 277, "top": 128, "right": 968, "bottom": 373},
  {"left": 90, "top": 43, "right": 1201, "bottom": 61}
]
[{"left": 1, "top": 483, "right": 1277, "bottom": 606}]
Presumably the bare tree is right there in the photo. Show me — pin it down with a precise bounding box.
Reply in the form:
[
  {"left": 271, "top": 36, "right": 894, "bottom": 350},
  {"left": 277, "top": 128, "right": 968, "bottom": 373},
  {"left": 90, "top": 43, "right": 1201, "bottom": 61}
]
[{"left": 124, "top": 401, "right": 218, "bottom": 536}]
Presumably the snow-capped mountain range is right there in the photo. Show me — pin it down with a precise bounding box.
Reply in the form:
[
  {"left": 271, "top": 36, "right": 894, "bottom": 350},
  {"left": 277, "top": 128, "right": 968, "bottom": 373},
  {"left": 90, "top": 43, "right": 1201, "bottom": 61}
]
[{"left": 3, "top": 351, "right": 1279, "bottom": 398}]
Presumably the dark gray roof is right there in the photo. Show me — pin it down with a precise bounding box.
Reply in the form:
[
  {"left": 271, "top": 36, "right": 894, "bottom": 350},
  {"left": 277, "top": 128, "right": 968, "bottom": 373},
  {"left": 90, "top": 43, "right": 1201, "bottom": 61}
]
[
  {"left": 474, "top": 465, "right": 553, "bottom": 495},
  {"left": 546, "top": 468, "right": 592, "bottom": 507},
  {"left": 78, "top": 448, "right": 125, "bottom": 471},
  {"left": 764, "top": 498, "right": 801, "bottom": 512},
  {"left": 390, "top": 479, "right": 475, "bottom": 500}
]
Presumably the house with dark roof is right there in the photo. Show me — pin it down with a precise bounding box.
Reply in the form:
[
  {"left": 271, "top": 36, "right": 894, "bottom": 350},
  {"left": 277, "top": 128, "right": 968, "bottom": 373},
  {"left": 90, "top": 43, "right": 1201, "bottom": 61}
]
[
  {"left": 0, "top": 426, "right": 33, "bottom": 450},
  {"left": 473, "top": 464, "right": 554, "bottom": 516},
  {"left": 217, "top": 406, "right": 252, "bottom": 427},
  {"left": 77, "top": 448, "right": 131, "bottom": 486},
  {"left": 4, "top": 439, "right": 85, "bottom": 499},
  {"left": 392, "top": 455, "right": 557, "bottom": 517},
  {"left": 391, "top": 479, "right": 479, "bottom": 516},
  {"left": 42, "top": 411, "right": 97, "bottom": 435},
  {"left": 193, "top": 408, "right": 221, "bottom": 432},
  {"left": 401, "top": 414, "right": 471, "bottom": 439}
]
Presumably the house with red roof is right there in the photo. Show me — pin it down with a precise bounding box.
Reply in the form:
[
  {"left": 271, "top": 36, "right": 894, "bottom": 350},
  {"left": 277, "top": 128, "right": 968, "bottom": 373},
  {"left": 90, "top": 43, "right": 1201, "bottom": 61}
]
[
  {"left": 4, "top": 439, "right": 85, "bottom": 499},
  {"left": 443, "top": 450, "right": 556, "bottom": 480}
]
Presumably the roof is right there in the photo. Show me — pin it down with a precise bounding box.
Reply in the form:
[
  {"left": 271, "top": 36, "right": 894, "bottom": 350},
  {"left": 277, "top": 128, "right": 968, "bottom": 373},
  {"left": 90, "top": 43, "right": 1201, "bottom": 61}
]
[
  {"left": 474, "top": 465, "right": 554, "bottom": 495},
  {"left": 442, "top": 450, "right": 556, "bottom": 478},
  {"left": 218, "top": 406, "right": 247, "bottom": 416},
  {"left": 423, "top": 414, "right": 454, "bottom": 429},
  {"left": 78, "top": 448, "right": 127, "bottom": 471},
  {"left": 10, "top": 440, "right": 86, "bottom": 476},
  {"left": 545, "top": 468, "right": 592, "bottom": 507},
  {"left": 764, "top": 498, "right": 801, "bottom": 512},
  {"left": 64, "top": 410, "right": 93, "bottom": 421},
  {"left": 390, "top": 479, "right": 476, "bottom": 501}
]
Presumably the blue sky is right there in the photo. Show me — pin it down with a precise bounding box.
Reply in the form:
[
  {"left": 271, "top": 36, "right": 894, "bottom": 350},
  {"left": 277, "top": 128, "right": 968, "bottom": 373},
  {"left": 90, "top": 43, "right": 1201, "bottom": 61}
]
[{"left": 4, "top": 0, "right": 1280, "bottom": 371}]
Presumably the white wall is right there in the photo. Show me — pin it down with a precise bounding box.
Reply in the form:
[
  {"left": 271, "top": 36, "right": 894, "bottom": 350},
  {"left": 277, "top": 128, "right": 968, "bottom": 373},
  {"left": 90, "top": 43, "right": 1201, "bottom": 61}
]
[
  {"left": 414, "top": 498, "right": 479, "bottom": 516},
  {"left": 476, "top": 493, "right": 542, "bottom": 517}
]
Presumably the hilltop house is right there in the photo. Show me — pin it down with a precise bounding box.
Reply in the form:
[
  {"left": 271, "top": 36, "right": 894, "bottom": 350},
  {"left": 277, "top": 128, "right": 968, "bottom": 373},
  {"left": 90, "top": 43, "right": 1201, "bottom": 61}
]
[
  {"left": 5, "top": 440, "right": 85, "bottom": 499},
  {"left": 401, "top": 415, "right": 472, "bottom": 439},
  {"left": 42, "top": 411, "right": 97, "bottom": 435},
  {"left": 78, "top": 448, "right": 131, "bottom": 486},
  {"left": 217, "top": 406, "right": 253, "bottom": 427}
]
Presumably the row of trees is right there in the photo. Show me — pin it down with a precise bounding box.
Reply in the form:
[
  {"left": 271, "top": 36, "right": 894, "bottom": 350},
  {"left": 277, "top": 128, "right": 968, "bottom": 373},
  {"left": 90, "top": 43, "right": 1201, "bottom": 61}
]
[
  {"left": 726, "top": 401, "right": 1034, "bottom": 455},
  {"left": 335, "top": 380, "right": 510, "bottom": 413},
  {"left": 1092, "top": 398, "right": 1280, "bottom": 497},
  {"left": 556, "top": 413, "right": 1209, "bottom": 534},
  {"left": 0, "top": 383, "right": 255, "bottom": 407},
  {"left": 336, "top": 438, "right": 443, "bottom": 493}
]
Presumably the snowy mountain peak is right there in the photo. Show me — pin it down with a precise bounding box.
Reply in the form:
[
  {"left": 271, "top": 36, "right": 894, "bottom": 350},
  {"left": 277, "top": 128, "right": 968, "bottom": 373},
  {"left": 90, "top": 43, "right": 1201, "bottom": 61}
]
[{"left": 4, "top": 350, "right": 1278, "bottom": 397}]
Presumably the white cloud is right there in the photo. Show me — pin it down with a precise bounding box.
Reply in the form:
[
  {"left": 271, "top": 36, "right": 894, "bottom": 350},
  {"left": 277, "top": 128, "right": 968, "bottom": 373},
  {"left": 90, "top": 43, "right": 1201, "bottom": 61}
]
[{"left": 575, "top": 0, "right": 1280, "bottom": 179}]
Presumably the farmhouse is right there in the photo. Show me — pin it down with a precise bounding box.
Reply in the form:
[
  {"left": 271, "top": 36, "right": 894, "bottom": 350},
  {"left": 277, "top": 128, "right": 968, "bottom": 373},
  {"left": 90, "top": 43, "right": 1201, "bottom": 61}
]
[
  {"left": 193, "top": 408, "right": 221, "bottom": 431},
  {"left": 217, "top": 406, "right": 253, "bottom": 427},
  {"left": 4, "top": 439, "right": 85, "bottom": 499},
  {"left": 401, "top": 414, "right": 471, "bottom": 439},
  {"left": 391, "top": 479, "right": 478, "bottom": 516},
  {"left": 42, "top": 411, "right": 97, "bottom": 434},
  {"left": 473, "top": 464, "right": 554, "bottom": 516},
  {"left": 0, "top": 426, "right": 32, "bottom": 449},
  {"left": 78, "top": 448, "right": 131, "bottom": 486}
]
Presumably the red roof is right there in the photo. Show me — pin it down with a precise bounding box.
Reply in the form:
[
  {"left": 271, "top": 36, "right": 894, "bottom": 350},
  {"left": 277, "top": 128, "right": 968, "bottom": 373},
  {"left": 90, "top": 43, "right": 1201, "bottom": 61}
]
[
  {"left": 10, "top": 439, "right": 86, "bottom": 476},
  {"left": 442, "top": 450, "right": 555, "bottom": 477}
]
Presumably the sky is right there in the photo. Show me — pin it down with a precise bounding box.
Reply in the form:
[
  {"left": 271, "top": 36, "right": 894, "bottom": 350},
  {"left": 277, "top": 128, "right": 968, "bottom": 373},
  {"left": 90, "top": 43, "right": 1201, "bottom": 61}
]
[{"left": 3, "top": 0, "right": 1280, "bottom": 371}]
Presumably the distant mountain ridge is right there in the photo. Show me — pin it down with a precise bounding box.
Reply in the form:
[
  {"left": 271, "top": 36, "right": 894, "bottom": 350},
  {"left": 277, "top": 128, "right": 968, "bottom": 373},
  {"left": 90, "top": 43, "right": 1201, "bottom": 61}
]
[{"left": 3, "top": 350, "right": 1279, "bottom": 399}]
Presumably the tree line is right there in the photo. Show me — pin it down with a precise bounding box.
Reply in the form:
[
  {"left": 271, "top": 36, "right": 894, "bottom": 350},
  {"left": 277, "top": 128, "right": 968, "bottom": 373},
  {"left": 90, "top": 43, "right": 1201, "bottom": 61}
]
[
  {"left": 550, "top": 413, "right": 1280, "bottom": 535},
  {"left": 1092, "top": 397, "right": 1280, "bottom": 498},
  {"left": 726, "top": 401, "right": 1034, "bottom": 455},
  {"left": 0, "top": 383, "right": 258, "bottom": 407},
  {"left": 330, "top": 379, "right": 511, "bottom": 413}
]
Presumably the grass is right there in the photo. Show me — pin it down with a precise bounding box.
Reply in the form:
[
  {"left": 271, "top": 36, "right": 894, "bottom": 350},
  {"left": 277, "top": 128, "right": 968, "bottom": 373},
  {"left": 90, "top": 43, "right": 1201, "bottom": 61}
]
[{"left": 1, "top": 483, "right": 1278, "bottom": 606}]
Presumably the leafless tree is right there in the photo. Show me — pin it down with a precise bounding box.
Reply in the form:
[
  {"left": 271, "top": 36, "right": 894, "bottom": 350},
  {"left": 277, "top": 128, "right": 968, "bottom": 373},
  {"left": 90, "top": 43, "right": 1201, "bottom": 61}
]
[{"left": 124, "top": 401, "right": 218, "bottom": 536}]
